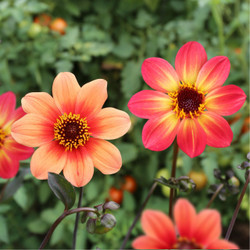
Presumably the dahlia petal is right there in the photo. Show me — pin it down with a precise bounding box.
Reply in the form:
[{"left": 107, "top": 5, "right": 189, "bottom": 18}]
[
  {"left": 75, "top": 79, "right": 108, "bottom": 120},
  {"left": 30, "top": 141, "right": 66, "bottom": 179},
  {"left": 132, "top": 236, "right": 168, "bottom": 249},
  {"left": 0, "top": 151, "right": 19, "bottom": 179},
  {"left": 11, "top": 114, "right": 54, "bottom": 147},
  {"left": 0, "top": 92, "right": 16, "bottom": 127},
  {"left": 88, "top": 108, "right": 131, "bottom": 140},
  {"left": 193, "top": 209, "right": 221, "bottom": 246},
  {"left": 128, "top": 90, "right": 173, "bottom": 119},
  {"left": 141, "top": 210, "right": 176, "bottom": 246},
  {"left": 206, "top": 239, "right": 239, "bottom": 249},
  {"left": 196, "top": 56, "right": 230, "bottom": 93},
  {"left": 174, "top": 198, "right": 196, "bottom": 238},
  {"left": 22, "top": 92, "right": 61, "bottom": 122},
  {"left": 142, "top": 111, "right": 180, "bottom": 151},
  {"left": 175, "top": 41, "right": 207, "bottom": 84},
  {"left": 141, "top": 57, "right": 179, "bottom": 92},
  {"left": 206, "top": 85, "right": 246, "bottom": 116},
  {"left": 52, "top": 72, "right": 81, "bottom": 114},
  {"left": 85, "top": 138, "right": 122, "bottom": 174},
  {"left": 198, "top": 112, "right": 233, "bottom": 148},
  {"left": 63, "top": 147, "right": 94, "bottom": 187},
  {"left": 177, "top": 118, "right": 206, "bottom": 158}
]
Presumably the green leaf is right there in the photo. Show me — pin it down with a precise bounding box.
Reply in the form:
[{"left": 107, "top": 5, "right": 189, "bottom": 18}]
[
  {"left": 115, "top": 142, "right": 138, "bottom": 164},
  {"left": 27, "top": 218, "right": 49, "bottom": 234},
  {"left": 201, "top": 153, "right": 218, "bottom": 183},
  {"left": 0, "top": 216, "right": 9, "bottom": 243},
  {"left": 48, "top": 173, "right": 76, "bottom": 210},
  {"left": 123, "top": 191, "right": 135, "bottom": 212}
]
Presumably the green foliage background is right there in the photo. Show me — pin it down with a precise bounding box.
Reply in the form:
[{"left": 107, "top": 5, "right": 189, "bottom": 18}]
[{"left": 0, "top": 0, "right": 249, "bottom": 249}]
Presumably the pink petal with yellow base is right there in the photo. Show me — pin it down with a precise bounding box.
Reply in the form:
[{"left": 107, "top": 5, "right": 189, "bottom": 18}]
[
  {"left": 52, "top": 72, "right": 81, "bottom": 114},
  {"left": 128, "top": 90, "right": 172, "bottom": 119},
  {"left": 177, "top": 118, "right": 206, "bottom": 158},
  {"left": 142, "top": 111, "right": 180, "bottom": 151},
  {"left": 75, "top": 79, "right": 108, "bottom": 120},
  {"left": 63, "top": 147, "right": 94, "bottom": 187},
  {"left": 175, "top": 41, "right": 207, "bottom": 84},
  {"left": 198, "top": 112, "right": 233, "bottom": 148},
  {"left": 86, "top": 138, "right": 122, "bottom": 174},
  {"left": 88, "top": 107, "right": 131, "bottom": 140},
  {"left": 207, "top": 239, "right": 239, "bottom": 249},
  {"left": 0, "top": 92, "right": 16, "bottom": 127},
  {"left": 206, "top": 85, "right": 246, "bottom": 116},
  {"left": 196, "top": 56, "right": 230, "bottom": 93},
  {"left": 11, "top": 113, "right": 54, "bottom": 147},
  {"left": 30, "top": 141, "right": 67, "bottom": 179},
  {"left": 141, "top": 57, "right": 179, "bottom": 92},
  {"left": 132, "top": 236, "right": 167, "bottom": 249},
  {"left": 22, "top": 92, "right": 61, "bottom": 122}
]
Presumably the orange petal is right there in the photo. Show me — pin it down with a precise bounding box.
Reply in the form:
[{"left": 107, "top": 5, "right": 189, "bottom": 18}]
[
  {"left": 193, "top": 209, "right": 221, "bottom": 246},
  {"left": 0, "top": 92, "right": 16, "bottom": 127},
  {"left": 11, "top": 114, "right": 54, "bottom": 147},
  {"left": 0, "top": 150, "right": 19, "bottom": 179},
  {"left": 196, "top": 56, "right": 230, "bottom": 93},
  {"left": 86, "top": 138, "right": 122, "bottom": 174},
  {"left": 22, "top": 92, "right": 61, "bottom": 122},
  {"left": 177, "top": 118, "right": 206, "bottom": 158},
  {"left": 132, "top": 236, "right": 168, "bottom": 249},
  {"left": 175, "top": 41, "right": 207, "bottom": 84},
  {"left": 30, "top": 141, "right": 66, "bottom": 179},
  {"left": 142, "top": 111, "right": 180, "bottom": 151},
  {"left": 88, "top": 108, "right": 131, "bottom": 140},
  {"left": 206, "top": 239, "right": 239, "bottom": 249},
  {"left": 173, "top": 198, "right": 197, "bottom": 238},
  {"left": 63, "top": 147, "right": 94, "bottom": 187},
  {"left": 141, "top": 57, "right": 179, "bottom": 92},
  {"left": 198, "top": 112, "right": 233, "bottom": 148},
  {"left": 141, "top": 210, "right": 176, "bottom": 246},
  {"left": 52, "top": 72, "right": 81, "bottom": 114},
  {"left": 75, "top": 79, "right": 107, "bottom": 120}
]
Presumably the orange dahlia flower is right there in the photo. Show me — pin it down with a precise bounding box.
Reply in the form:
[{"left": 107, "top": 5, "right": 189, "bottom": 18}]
[
  {"left": 128, "top": 41, "right": 246, "bottom": 157},
  {"left": 0, "top": 92, "right": 34, "bottom": 178},
  {"left": 132, "top": 198, "right": 238, "bottom": 249},
  {"left": 11, "top": 73, "right": 131, "bottom": 187}
]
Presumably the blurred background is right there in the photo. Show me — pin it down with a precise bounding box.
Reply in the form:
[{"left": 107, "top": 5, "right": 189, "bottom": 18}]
[{"left": 0, "top": 0, "right": 249, "bottom": 248}]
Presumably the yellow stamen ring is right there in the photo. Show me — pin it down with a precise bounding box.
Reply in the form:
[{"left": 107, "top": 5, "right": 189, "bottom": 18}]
[{"left": 0, "top": 128, "right": 6, "bottom": 148}]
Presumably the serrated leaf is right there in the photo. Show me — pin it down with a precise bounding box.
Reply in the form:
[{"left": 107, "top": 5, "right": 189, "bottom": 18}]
[{"left": 48, "top": 173, "right": 76, "bottom": 210}]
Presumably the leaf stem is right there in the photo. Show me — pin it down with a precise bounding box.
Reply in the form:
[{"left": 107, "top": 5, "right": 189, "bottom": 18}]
[{"left": 206, "top": 183, "right": 224, "bottom": 208}]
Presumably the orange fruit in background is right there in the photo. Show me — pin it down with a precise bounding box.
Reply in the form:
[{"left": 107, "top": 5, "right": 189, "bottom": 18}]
[
  {"left": 34, "top": 14, "right": 51, "bottom": 26},
  {"left": 50, "top": 18, "right": 67, "bottom": 35},
  {"left": 109, "top": 187, "right": 123, "bottom": 204},
  {"left": 121, "top": 176, "right": 137, "bottom": 193},
  {"left": 188, "top": 170, "right": 207, "bottom": 190},
  {"left": 241, "top": 116, "right": 250, "bottom": 134}
]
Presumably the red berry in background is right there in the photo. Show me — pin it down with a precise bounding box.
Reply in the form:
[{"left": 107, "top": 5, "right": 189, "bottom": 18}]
[
  {"left": 122, "top": 175, "right": 137, "bottom": 193},
  {"left": 50, "top": 18, "right": 67, "bottom": 35},
  {"left": 109, "top": 187, "right": 123, "bottom": 204},
  {"left": 34, "top": 14, "right": 51, "bottom": 26}
]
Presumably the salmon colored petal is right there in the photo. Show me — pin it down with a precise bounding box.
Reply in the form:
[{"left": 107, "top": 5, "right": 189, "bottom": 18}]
[
  {"left": 175, "top": 41, "right": 207, "bottom": 84},
  {"left": 0, "top": 151, "right": 19, "bottom": 179},
  {"left": 141, "top": 57, "right": 179, "bottom": 92},
  {"left": 63, "top": 147, "right": 94, "bottom": 187},
  {"left": 22, "top": 92, "right": 61, "bottom": 122},
  {"left": 88, "top": 108, "right": 131, "bottom": 140},
  {"left": 206, "top": 239, "right": 239, "bottom": 249},
  {"left": 206, "top": 85, "right": 246, "bottom": 116},
  {"left": 141, "top": 210, "right": 176, "bottom": 246},
  {"left": 11, "top": 114, "right": 54, "bottom": 147},
  {"left": 174, "top": 198, "right": 197, "bottom": 238},
  {"left": 128, "top": 90, "right": 173, "bottom": 119},
  {"left": 30, "top": 141, "right": 66, "bottom": 179},
  {"left": 193, "top": 209, "right": 221, "bottom": 246},
  {"left": 196, "top": 56, "right": 230, "bottom": 93},
  {"left": 75, "top": 79, "right": 108, "bottom": 120},
  {"left": 177, "top": 118, "right": 206, "bottom": 158},
  {"left": 0, "top": 92, "right": 16, "bottom": 127},
  {"left": 198, "top": 112, "right": 233, "bottom": 148},
  {"left": 85, "top": 138, "right": 122, "bottom": 174},
  {"left": 132, "top": 236, "right": 168, "bottom": 249},
  {"left": 52, "top": 72, "right": 80, "bottom": 114},
  {"left": 142, "top": 111, "right": 180, "bottom": 151}
]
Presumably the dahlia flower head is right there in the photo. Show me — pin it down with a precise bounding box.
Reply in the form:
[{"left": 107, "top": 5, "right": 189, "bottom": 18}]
[
  {"left": 132, "top": 198, "right": 239, "bottom": 249},
  {"left": 128, "top": 41, "right": 246, "bottom": 157},
  {"left": 11, "top": 73, "right": 131, "bottom": 187}
]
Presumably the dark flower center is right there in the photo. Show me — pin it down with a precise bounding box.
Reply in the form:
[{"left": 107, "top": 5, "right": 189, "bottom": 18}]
[{"left": 173, "top": 237, "right": 202, "bottom": 249}]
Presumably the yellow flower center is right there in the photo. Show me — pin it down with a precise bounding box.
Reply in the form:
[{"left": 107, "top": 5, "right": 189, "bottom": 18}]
[
  {"left": 173, "top": 236, "right": 203, "bottom": 249},
  {"left": 54, "top": 113, "right": 91, "bottom": 151},
  {"left": 0, "top": 128, "right": 6, "bottom": 148},
  {"left": 169, "top": 82, "right": 206, "bottom": 119}
]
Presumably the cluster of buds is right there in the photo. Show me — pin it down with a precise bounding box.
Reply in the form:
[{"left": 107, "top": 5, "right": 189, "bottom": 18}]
[{"left": 237, "top": 152, "right": 250, "bottom": 181}]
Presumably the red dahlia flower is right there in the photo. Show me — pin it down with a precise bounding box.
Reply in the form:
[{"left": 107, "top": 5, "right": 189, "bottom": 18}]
[
  {"left": 0, "top": 92, "right": 34, "bottom": 178},
  {"left": 128, "top": 41, "right": 246, "bottom": 157},
  {"left": 132, "top": 198, "right": 238, "bottom": 249},
  {"left": 11, "top": 73, "right": 131, "bottom": 187}
]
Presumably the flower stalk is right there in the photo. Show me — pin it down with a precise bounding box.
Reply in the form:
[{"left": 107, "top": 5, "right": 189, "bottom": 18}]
[{"left": 206, "top": 183, "right": 224, "bottom": 208}]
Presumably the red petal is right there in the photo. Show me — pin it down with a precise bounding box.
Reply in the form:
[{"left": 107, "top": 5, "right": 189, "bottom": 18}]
[
  {"left": 0, "top": 92, "right": 16, "bottom": 127},
  {"left": 206, "top": 239, "right": 239, "bottom": 249},
  {"left": 0, "top": 151, "right": 19, "bottom": 179},
  {"left": 132, "top": 236, "right": 168, "bottom": 249}
]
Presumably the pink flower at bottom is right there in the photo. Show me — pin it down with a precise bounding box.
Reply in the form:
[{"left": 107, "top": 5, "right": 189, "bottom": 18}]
[{"left": 132, "top": 199, "right": 239, "bottom": 249}]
